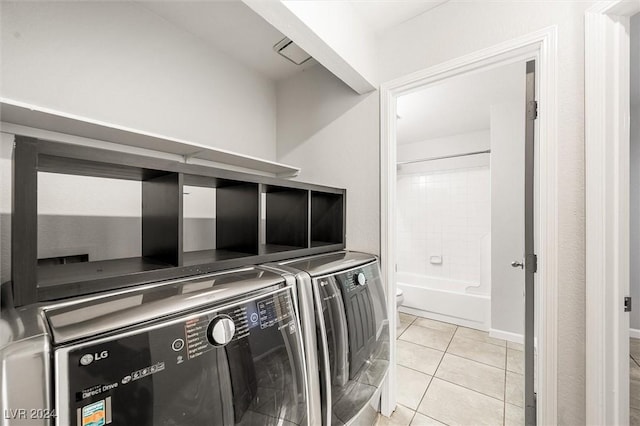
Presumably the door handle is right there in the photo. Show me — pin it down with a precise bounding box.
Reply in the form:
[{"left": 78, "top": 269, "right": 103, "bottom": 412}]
[{"left": 511, "top": 260, "right": 524, "bottom": 269}]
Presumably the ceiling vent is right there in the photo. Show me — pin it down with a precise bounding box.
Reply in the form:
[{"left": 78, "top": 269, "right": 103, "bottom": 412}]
[{"left": 273, "top": 37, "right": 312, "bottom": 65}]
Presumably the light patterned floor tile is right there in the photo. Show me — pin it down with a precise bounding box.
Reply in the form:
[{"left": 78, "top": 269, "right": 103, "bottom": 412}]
[
  {"left": 396, "top": 365, "right": 432, "bottom": 410},
  {"left": 447, "top": 335, "right": 506, "bottom": 369},
  {"left": 631, "top": 357, "right": 640, "bottom": 382},
  {"left": 410, "top": 412, "right": 447, "bottom": 425},
  {"left": 631, "top": 337, "right": 640, "bottom": 361},
  {"left": 504, "top": 403, "right": 525, "bottom": 426},
  {"left": 507, "top": 341, "right": 524, "bottom": 351},
  {"left": 417, "top": 378, "right": 503, "bottom": 426},
  {"left": 400, "top": 324, "right": 454, "bottom": 352},
  {"left": 376, "top": 404, "right": 415, "bottom": 426},
  {"left": 397, "top": 340, "right": 444, "bottom": 376},
  {"left": 632, "top": 407, "right": 640, "bottom": 426},
  {"left": 454, "top": 327, "right": 506, "bottom": 347},
  {"left": 632, "top": 379, "right": 640, "bottom": 410},
  {"left": 505, "top": 371, "right": 523, "bottom": 407},
  {"left": 434, "top": 353, "right": 505, "bottom": 400},
  {"left": 413, "top": 317, "right": 457, "bottom": 333},
  {"left": 506, "top": 348, "right": 524, "bottom": 374},
  {"left": 400, "top": 312, "right": 418, "bottom": 327},
  {"left": 398, "top": 313, "right": 417, "bottom": 338}
]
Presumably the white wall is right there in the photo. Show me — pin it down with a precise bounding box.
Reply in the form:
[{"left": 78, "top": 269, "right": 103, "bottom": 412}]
[
  {"left": 0, "top": 1, "right": 277, "bottom": 160},
  {"left": 630, "top": 12, "right": 640, "bottom": 330},
  {"left": 276, "top": 64, "right": 379, "bottom": 255},
  {"left": 0, "top": 134, "right": 13, "bottom": 285},
  {"left": 377, "top": 2, "right": 592, "bottom": 422},
  {"left": 183, "top": 186, "right": 216, "bottom": 253},
  {"left": 397, "top": 130, "right": 490, "bottom": 164},
  {"left": 37, "top": 173, "right": 142, "bottom": 262},
  {"left": 490, "top": 102, "right": 526, "bottom": 337},
  {"left": 281, "top": 0, "right": 377, "bottom": 87}
]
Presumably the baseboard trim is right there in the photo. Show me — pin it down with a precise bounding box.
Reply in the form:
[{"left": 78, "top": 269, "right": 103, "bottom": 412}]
[
  {"left": 399, "top": 306, "right": 487, "bottom": 331},
  {"left": 489, "top": 328, "right": 524, "bottom": 344},
  {"left": 630, "top": 328, "right": 640, "bottom": 339}
]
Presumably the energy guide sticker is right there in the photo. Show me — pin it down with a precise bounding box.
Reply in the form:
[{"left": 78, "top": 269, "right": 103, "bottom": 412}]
[{"left": 82, "top": 400, "right": 106, "bottom": 426}]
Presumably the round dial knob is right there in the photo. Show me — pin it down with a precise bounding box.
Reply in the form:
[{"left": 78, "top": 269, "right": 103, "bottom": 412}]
[
  {"left": 207, "top": 315, "right": 235, "bottom": 346},
  {"left": 355, "top": 272, "right": 366, "bottom": 286}
]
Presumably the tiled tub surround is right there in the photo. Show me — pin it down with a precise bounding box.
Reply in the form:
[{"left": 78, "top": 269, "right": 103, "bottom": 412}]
[
  {"left": 396, "top": 166, "right": 490, "bottom": 283},
  {"left": 396, "top": 165, "right": 492, "bottom": 328},
  {"left": 377, "top": 313, "right": 524, "bottom": 426}
]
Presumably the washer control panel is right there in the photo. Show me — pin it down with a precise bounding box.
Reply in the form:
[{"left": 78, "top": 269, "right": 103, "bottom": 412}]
[
  {"left": 340, "top": 266, "right": 376, "bottom": 293},
  {"left": 207, "top": 315, "right": 236, "bottom": 346}
]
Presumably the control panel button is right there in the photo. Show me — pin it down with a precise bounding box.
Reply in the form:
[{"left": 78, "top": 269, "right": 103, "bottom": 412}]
[
  {"left": 355, "top": 272, "right": 366, "bottom": 286},
  {"left": 207, "top": 315, "right": 236, "bottom": 346},
  {"left": 79, "top": 354, "right": 94, "bottom": 366},
  {"left": 171, "top": 338, "right": 185, "bottom": 352}
]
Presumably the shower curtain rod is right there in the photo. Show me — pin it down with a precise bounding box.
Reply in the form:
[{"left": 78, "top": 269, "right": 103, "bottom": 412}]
[{"left": 397, "top": 149, "right": 491, "bottom": 165}]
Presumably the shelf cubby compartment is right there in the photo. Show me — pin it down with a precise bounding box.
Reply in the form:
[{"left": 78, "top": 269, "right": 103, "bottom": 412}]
[
  {"left": 311, "top": 191, "right": 345, "bottom": 247},
  {"left": 181, "top": 175, "right": 259, "bottom": 267},
  {"left": 260, "top": 185, "right": 309, "bottom": 255},
  {"left": 33, "top": 165, "right": 181, "bottom": 296}
]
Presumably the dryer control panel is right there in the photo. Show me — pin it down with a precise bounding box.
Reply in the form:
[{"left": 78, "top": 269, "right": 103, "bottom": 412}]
[
  {"left": 334, "top": 263, "right": 380, "bottom": 379},
  {"left": 340, "top": 267, "right": 379, "bottom": 293}
]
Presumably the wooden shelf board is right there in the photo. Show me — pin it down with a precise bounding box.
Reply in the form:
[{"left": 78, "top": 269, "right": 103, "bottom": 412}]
[
  {"left": 37, "top": 256, "right": 174, "bottom": 288},
  {"left": 260, "top": 244, "right": 307, "bottom": 255},
  {"left": 1, "top": 99, "right": 300, "bottom": 177},
  {"left": 311, "top": 241, "right": 343, "bottom": 248},
  {"left": 182, "top": 249, "right": 255, "bottom": 266}
]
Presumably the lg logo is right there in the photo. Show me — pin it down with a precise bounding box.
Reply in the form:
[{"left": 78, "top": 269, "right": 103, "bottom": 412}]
[{"left": 79, "top": 350, "right": 109, "bottom": 366}]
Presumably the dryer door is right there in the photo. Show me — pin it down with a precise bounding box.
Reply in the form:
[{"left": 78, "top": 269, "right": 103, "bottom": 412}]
[
  {"left": 55, "top": 287, "right": 309, "bottom": 426},
  {"left": 312, "top": 261, "right": 390, "bottom": 426}
]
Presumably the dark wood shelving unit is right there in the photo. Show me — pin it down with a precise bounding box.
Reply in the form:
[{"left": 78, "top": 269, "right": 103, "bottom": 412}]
[
  {"left": 261, "top": 184, "right": 309, "bottom": 255},
  {"left": 181, "top": 175, "right": 260, "bottom": 265},
  {"left": 311, "top": 191, "right": 345, "bottom": 247},
  {"left": 37, "top": 257, "right": 175, "bottom": 289},
  {"left": 182, "top": 249, "right": 254, "bottom": 266},
  {"left": 11, "top": 136, "right": 346, "bottom": 306}
]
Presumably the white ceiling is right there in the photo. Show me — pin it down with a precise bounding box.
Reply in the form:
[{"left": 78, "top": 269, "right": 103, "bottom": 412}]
[
  {"left": 349, "top": 0, "right": 449, "bottom": 34},
  {"left": 396, "top": 62, "right": 526, "bottom": 144},
  {"left": 138, "top": 1, "right": 317, "bottom": 82},
  {"left": 137, "top": 0, "right": 449, "bottom": 82}
]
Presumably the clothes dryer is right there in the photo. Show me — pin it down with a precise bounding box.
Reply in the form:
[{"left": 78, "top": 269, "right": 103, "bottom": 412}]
[{"left": 265, "top": 251, "right": 390, "bottom": 426}]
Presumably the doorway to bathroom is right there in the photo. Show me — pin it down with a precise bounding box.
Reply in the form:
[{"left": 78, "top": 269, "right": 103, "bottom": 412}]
[
  {"left": 380, "top": 29, "right": 559, "bottom": 425},
  {"left": 391, "top": 60, "right": 531, "bottom": 426},
  {"left": 395, "top": 61, "right": 525, "bottom": 337}
]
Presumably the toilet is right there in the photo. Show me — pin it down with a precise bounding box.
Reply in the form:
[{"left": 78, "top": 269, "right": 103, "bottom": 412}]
[{"left": 395, "top": 288, "right": 404, "bottom": 328}]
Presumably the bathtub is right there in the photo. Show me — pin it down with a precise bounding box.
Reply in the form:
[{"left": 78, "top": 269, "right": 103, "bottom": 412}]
[{"left": 397, "top": 272, "right": 491, "bottom": 330}]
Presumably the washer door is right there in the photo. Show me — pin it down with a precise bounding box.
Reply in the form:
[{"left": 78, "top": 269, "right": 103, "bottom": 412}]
[{"left": 56, "top": 288, "right": 308, "bottom": 426}]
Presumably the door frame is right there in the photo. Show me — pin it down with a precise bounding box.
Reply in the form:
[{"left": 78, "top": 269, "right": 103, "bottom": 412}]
[
  {"left": 379, "top": 26, "right": 558, "bottom": 424},
  {"left": 585, "top": 1, "right": 640, "bottom": 424}
]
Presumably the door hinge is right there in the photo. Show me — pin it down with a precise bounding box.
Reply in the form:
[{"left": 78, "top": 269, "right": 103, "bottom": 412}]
[
  {"left": 527, "top": 100, "right": 538, "bottom": 120},
  {"left": 625, "top": 296, "right": 633, "bottom": 312},
  {"left": 526, "top": 253, "right": 538, "bottom": 273}
]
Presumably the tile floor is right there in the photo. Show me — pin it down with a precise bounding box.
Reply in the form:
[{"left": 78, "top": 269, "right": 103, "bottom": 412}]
[
  {"left": 377, "top": 313, "right": 525, "bottom": 426},
  {"left": 631, "top": 337, "right": 640, "bottom": 425}
]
